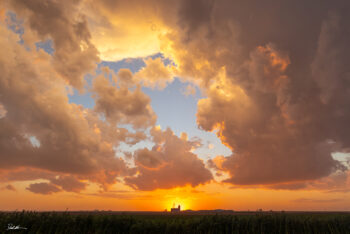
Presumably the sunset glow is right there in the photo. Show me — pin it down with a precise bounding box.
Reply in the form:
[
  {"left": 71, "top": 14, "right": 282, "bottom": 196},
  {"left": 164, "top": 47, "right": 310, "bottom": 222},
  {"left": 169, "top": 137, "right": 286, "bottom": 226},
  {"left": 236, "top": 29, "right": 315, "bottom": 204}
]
[{"left": 0, "top": 0, "right": 349, "bottom": 212}]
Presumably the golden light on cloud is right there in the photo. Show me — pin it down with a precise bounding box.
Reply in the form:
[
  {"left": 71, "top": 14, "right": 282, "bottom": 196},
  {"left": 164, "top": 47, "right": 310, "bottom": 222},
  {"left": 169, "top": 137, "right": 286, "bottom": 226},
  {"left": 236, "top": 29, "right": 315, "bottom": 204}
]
[
  {"left": 0, "top": 7, "right": 5, "bottom": 22},
  {"left": 257, "top": 45, "right": 290, "bottom": 72},
  {"left": 1, "top": 0, "right": 350, "bottom": 214},
  {"left": 91, "top": 23, "right": 168, "bottom": 61},
  {"left": 208, "top": 68, "right": 249, "bottom": 102},
  {"left": 84, "top": 2, "right": 170, "bottom": 61}
]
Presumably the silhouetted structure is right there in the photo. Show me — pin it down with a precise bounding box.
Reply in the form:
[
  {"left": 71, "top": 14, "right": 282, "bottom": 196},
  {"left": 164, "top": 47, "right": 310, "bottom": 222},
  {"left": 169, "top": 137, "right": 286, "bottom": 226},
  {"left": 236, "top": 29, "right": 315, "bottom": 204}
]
[{"left": 171, "top": 205, "right": 181, "bottom": 212}]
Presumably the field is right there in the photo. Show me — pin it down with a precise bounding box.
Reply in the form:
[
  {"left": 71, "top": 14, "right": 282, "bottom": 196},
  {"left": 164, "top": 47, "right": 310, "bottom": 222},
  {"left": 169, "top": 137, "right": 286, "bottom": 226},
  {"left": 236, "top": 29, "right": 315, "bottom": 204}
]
[{"left": 1, "top": 211, "right": 350, "bottom": 233}]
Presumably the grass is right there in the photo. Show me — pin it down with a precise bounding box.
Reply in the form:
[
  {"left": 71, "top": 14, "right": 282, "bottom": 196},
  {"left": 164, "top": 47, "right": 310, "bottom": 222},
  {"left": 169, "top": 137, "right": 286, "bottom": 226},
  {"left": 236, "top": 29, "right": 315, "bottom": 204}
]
[{"left": 0, "top": 211, "right": 350, "bottom": 233}]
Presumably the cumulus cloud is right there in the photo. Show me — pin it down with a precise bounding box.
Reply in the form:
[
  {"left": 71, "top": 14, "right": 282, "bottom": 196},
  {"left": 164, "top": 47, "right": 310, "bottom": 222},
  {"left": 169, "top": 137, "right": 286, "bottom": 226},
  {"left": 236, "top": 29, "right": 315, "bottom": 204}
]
[
  {"left": 134, "top": 148, "right": 165, "bottom": 169},
  {"left": 2, "top": 0, "right": 350, "bottom": 194},
  {"left": 114, "top": 57, "right": 176, "bottom": 90},
  {"left": 125, "top": 127, "right": 213, "bottom": 190},
  {"left": 0, "top": 20, "right": 133, "bottom": 191},
  {"left": 196, "top": 42, "right": 345, "bottom": 185},
  {"left": 86, "top": 0, "right": 348, "bottom": 190},
  {"left": 6, "top": 0, "right": 99, "bottom": 89},
  {"left": 92, "top": 69, "right": 157, "bottom": 129},
  {"left": 155, "top": 0, "right": 350, "bottom": 189},
  {"left": 134, "top": 57, "right": 175, "bottom": 89},
  {"left": 117, "top": 69, "right": 135, "bottom": 87},
  {"left": 0, "top": 6, "right": 217, "bottom": 193}
]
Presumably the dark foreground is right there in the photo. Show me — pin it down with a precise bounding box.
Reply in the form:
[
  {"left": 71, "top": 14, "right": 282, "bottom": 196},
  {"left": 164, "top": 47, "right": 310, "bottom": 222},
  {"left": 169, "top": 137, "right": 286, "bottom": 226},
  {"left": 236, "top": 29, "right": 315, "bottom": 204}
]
[{"left": 1, "top": 211, "right": 350, "bottom": 234}]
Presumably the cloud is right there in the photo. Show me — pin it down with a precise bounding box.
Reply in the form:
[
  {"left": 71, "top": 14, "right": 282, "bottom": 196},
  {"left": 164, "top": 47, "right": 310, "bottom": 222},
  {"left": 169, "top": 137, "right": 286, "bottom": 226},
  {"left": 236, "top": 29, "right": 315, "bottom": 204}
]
[
  {"left": 226, "top": 169, "right": 350, "bottom": 192},
  {"left": 50, "top": 175, "right": 86, "bottom": 193},
  {"left": 0, "top": 103, "right": 6, "bottom": 118},
  {"left": 169, "top": 2, "right": 350, "bottom": 188},
  {"left": 0, "top": 9, "right": 214, "bottom": 193},
  {"left": 7, "top": 0, "right": 100, "bottom": 89},
  {"left": 0, "top": 168, "right": 55, "bottom": 182},
  {"left": 5, "top": 184, "right": 16, "bottom": 191},
  {"left": 114, "top": 57, "right": 176, "bottom": 90},
  {"left": 2, "top": 0, "right": 350, "bottom": 194},
  {"left": 207, "top": 155, "right": 226, "bottom": 170},
  {"left": 86, "top": 0, "right": 348, "bottom": 191},
  {"left": 266, "top": 183, "right": 307, "bottom": 191},
  {"left": 117, "top": 69, "right": 135, "bottom": 87},
  {"left": 182, "top": 84, "right": 196, "bottom": 96},
  {"left": 26, "top": 182, "right": 61, "bottom": 195},
  {"left": 134, "top": 57, "right": 175, "bottom": 89},
  {"left": 307, "top": 170, "right": 350, "bottom": 192},
  {"left": 0, "top": 184, "right": 16, "bottom": 191},
  {"left": 0, "top": 21, "right": 132, "bottom": 191},
  {"left": 81, "top": 0, "right": 178, "bottom": 61},
  {"left": 92, "top": 69, "right": 157, "bottom": 129},
  {"left": 292, "top": 198, "right": 344, "bottom": 203},
  {"left": 1, "top": 171, "right": 86, "bottom": 194},
  {"left": 125, "top": 127, "right": 213, "bottom": 190},
  {"left": 134, "top": 148, "right": 165, "bottom": 169}
]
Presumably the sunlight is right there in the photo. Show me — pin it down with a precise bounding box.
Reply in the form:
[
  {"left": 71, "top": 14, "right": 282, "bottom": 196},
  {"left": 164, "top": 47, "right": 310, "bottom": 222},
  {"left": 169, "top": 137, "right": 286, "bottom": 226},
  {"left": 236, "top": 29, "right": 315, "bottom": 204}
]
[{"left": 166, "top": 198, "right": 191, "bottom": 211}]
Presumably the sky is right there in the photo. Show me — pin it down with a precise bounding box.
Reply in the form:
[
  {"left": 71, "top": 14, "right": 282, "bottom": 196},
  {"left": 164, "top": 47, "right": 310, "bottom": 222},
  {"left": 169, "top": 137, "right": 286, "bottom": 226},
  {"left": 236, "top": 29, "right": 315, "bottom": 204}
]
[{"left": 0, "top": 0, "right": 349, "bottom": 211}]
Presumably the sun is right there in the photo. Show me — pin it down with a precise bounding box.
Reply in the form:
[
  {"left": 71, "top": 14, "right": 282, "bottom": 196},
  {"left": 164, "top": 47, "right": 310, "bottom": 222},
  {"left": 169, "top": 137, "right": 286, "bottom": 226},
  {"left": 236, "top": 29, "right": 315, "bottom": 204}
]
[{"left": 165, "top": 198, "right": 191, "bottom": 211}]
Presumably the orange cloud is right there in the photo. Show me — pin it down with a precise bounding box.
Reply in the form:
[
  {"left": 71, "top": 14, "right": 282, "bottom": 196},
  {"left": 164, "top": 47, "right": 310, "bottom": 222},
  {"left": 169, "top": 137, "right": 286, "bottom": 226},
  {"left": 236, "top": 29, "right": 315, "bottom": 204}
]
[
  {"left": 92, "top": 69, "right": 157, "bottom": 129},
  {"left": 125, "top": 127, "right": 213, "bottom": 190},
  {"left": 26, "top": 182, "right": 61, "bottom": 195},
  {"left": 1, "top": 0, "right": 350, "bottom": 202},
  {"left": 0, "top": 22, "right": 135, "bottom": 193},
  {"left": 134, "top": 57, "right": 175, "bottom": 90},
  {"left": 7, "top": 0, "right": 99, "bottom": 90},
  {"left": 81, "top": 0, "right": 175, "bottom": 61}
]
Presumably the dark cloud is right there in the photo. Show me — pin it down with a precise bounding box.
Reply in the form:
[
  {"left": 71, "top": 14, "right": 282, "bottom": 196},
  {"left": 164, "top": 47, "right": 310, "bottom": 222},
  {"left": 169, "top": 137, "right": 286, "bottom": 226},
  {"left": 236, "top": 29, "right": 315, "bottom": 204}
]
[
  {"left": 134, "top": 148, "right": 165, "bottom": 169},
  {"left": 2, "top": 0, "right": 350, "bottom": 193},
  {"left": 178, "top": 0, "right": 214, "bottom": 34},
  {"left": 50, "top": 175, "right": 86, "bottom": 193},
  {"left": 26, "top": 182, "right": 61, "bottom": 195},
  {"left": 0, "top": 168, "right": 55, "bottom": 182},
  {"left": 167, "top": 0, "right": 350, "bottom": 188}
]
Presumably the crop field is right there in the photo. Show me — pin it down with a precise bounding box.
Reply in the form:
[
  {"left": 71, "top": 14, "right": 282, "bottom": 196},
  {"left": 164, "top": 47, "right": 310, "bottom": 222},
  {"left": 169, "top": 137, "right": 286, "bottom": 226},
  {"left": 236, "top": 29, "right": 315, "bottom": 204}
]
[{"left": 1, "top": 211, "right": 350, "bottom": 233}]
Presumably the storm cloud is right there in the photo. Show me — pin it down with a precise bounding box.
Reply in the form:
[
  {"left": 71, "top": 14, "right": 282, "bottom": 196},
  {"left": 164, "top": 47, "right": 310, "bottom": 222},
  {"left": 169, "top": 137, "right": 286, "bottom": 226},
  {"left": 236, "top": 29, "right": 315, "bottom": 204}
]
[{"left": 1, "top": 0, "right": 350, "bottom": 195}]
